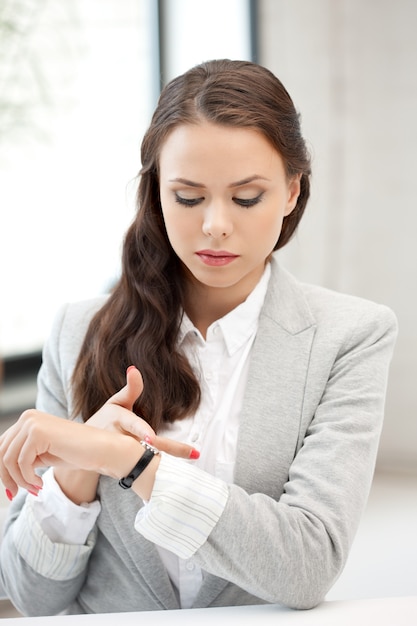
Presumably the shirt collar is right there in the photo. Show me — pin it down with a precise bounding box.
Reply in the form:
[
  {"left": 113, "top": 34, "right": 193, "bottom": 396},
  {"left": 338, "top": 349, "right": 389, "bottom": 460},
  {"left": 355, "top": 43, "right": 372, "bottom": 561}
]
[{"left": 178, "top": 262, "right": 271, "bottom": 356}]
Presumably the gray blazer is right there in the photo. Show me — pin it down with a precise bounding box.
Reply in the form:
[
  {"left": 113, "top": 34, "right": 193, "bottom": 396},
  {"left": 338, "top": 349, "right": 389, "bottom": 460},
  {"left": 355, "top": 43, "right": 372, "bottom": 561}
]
[{"left": 0, "top": 258, "right": 397, "bottom": 615}]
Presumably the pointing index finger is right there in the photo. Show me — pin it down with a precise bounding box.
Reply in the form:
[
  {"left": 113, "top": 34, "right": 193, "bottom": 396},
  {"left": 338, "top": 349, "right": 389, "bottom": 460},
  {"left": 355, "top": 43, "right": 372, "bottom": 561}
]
[{"left": 151, "top": 435, "right": 200, "bottom": 460}]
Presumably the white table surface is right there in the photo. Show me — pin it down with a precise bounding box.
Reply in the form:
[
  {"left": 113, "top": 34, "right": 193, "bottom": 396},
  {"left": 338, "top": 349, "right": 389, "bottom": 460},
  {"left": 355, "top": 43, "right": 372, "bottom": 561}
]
[{"left": 2, "top": 597, "right": 416, "bottom": 625}]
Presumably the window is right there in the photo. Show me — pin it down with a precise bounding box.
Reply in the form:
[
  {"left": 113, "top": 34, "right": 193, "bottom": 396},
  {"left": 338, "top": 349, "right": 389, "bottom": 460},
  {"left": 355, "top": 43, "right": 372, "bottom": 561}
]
[
  {"left": 159, "top": 0, "right": 254, "bottom": 84},
  {"left": 0, "top": 0, "right": 157, "bottom": 357}
]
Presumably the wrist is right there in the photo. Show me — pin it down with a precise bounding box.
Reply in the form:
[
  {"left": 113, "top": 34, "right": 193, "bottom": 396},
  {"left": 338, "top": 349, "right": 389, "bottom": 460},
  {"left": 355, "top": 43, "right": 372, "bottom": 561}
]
[
  {"left": 88, "top": 429, "right": 142, "bottom": 479},
  {"left": 53, "top": 467, "right": 100, "bottom": 505},
  {"left": 119, "top": 441, "right": 159, "bottom": 489},
  {"left": 131, "top": 452, "right": 160, "bottom": 501},
  {"left": 81, "top": 429, "right": 160, "bottom": 500},
  {"left": 117, "top": 439, "right": 161, "bottom": 501},
  {"left": 114, "top": 435, "right": 146, "bottom": 480}
]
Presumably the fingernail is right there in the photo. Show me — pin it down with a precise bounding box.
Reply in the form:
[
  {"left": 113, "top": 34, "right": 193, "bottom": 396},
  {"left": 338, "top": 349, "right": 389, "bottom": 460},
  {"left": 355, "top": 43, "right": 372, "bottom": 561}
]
[
  {"left": 30, "top": 484, "right": 42, "bottom": 491},
  {"left": 144, "top": 435, "right": 153, "bottom": 444},
  {"left": 28, "top": 490, "right": 39, "bottom": 497},
  {"left": 126, "top": 365, "right": 136, "bottom": 374},
  {"left": 189, "top": 449, "right": 200, "bottom": 460},
  {"left": 5, "top": 489, "right": 13, "bottom": 502}
]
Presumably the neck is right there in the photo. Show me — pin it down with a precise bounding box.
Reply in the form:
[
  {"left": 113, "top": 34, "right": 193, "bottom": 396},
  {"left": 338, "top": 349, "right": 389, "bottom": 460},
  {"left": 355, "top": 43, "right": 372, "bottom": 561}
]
[
  {"left": 185, "top": 291, "right": 240, "bottom": 338},
  {"left": 181, "top": 263, "right": 267, "bottom": 337},
  {"left": 183, "top": 279, "right": 253, "bottom": 338}
]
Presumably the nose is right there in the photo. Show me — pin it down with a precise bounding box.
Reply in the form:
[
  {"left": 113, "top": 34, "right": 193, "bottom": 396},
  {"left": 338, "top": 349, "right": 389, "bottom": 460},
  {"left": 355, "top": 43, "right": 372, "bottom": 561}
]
[{"left": 202, "top": 203, "right": 233, "bottom": 239}]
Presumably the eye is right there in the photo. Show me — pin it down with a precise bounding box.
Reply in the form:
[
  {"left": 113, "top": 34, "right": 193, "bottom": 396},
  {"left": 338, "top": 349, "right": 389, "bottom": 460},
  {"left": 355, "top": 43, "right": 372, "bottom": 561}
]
[
  {"left": 233, "top": 192, "right": 264, "bottom": 208},
  {"left": 174, "top": 192, "right": 204, "bottom": 207}
]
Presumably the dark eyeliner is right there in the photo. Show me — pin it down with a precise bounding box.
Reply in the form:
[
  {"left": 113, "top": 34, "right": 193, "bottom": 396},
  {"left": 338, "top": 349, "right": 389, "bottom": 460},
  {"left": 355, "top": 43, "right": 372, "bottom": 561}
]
[
  {"left": 233, "top": 192, "right": 264, "bottom": 208},
  {"left": 174, "top": 192, "right": 203, "bottom": 207}
]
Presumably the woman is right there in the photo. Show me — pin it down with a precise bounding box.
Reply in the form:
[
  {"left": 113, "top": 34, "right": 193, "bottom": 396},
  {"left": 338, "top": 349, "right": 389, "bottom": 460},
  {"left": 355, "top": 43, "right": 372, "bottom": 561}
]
[{"left": 0, "top": 60, "right": 397, "bottom": 615}]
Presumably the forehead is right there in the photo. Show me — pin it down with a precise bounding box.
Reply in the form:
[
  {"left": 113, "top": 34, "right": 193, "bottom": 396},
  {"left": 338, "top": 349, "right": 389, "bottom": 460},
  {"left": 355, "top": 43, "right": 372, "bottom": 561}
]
[{"left": 159, "top": 121, "right": 285, "bottom": 181}]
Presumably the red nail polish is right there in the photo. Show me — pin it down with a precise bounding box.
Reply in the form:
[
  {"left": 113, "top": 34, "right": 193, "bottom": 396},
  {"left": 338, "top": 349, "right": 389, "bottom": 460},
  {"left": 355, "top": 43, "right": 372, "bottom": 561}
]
[
  {"left": 28, "top": 490, "right": 39, "bottom": 497},
  {"left": 189, "top": 449, "right": 200, "bottom": 460},
  {"left": 5, "top": 489, "right": 13, "bottom": 501}
]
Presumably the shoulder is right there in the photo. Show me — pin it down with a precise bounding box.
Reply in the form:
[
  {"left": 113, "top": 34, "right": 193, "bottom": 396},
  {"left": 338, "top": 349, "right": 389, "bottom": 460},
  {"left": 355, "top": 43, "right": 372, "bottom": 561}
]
[
  {"left": 37, "top": 296, "right": 109, "bottom": 417},
  {"left": 53, "top": 295, "right": 108, "bottom": 334},
  {"left": 302, "top": 281, "right": 397, "bottom": 330},
  {"left": 267, "top": 257, "right": 398, "bottom": 341},
  {"left": 47, "top": 295, "right": 109, "bottom": 362},
  {"left": 302, "top": 283, "right": 398, "bottom": 362},
  {"left": 59, "top": 295, "right": 108, "bottom": 327}
]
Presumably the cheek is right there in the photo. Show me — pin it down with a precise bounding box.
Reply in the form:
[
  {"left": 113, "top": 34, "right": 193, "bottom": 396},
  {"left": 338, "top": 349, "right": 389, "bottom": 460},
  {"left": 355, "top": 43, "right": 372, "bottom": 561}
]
[
  {"left": 251, "top": 212, "right": 285, "bottom": 248},
  {"left": 161, "top": 207, "right": 195, "bottom": 247}
]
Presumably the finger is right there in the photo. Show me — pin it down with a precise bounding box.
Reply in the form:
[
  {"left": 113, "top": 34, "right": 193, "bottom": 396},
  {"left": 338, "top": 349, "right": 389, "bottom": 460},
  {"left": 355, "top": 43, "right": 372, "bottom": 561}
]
[
  {"left": 17, "top": 438, "right": 45, "bottom": 490},
  {"left": 116, "top": 413, "right": 156, "bottom": 442},
  {"left": 151, "top": 435, "right": 200, "bottom": 460},
  {"left": 0, "top": 455, "right": 19, "bottom": 499},
  {"left": 0, "top": 421, "right": 20, "bottom": 450},
  {"left": 108, "top": 366, "right": 144, "bottom": 411},
  {"left": 0, "top": 412, "right": 52, "bottom": 496},
  {"left": 0, "top": 437, "right": 39, "bottom": 497},
  {"left": 0, "top": 424, "right": 26, "bottom": 497}
]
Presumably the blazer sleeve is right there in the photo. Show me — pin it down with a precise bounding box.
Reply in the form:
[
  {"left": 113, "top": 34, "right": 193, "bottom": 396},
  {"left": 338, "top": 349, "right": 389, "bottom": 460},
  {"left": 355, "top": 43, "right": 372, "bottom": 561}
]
[
  {"left": 0, "top": 303, "right": 98, "bottom": 616},
  {"left": 191, "top": 304, "right": 398, "bottom": 609}
]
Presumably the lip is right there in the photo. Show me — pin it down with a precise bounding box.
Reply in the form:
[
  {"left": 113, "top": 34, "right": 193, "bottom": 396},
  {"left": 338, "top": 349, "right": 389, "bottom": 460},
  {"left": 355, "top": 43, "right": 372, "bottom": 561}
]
[{"left": 196, "top": 249, "right": 239, "bottom": 267}]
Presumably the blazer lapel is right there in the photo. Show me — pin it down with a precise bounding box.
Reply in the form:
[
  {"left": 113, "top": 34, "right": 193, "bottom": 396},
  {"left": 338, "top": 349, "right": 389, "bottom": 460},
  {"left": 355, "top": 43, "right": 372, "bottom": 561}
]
[{"left": 234, "top": 259, "right": 316, "bottom": 497}]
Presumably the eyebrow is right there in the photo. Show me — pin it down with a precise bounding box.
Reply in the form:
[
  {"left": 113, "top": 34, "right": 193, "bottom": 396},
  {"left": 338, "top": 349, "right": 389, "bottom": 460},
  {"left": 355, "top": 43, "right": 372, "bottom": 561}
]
[{"left": 168, "top": 175, "right": 270, "bottom": 188}]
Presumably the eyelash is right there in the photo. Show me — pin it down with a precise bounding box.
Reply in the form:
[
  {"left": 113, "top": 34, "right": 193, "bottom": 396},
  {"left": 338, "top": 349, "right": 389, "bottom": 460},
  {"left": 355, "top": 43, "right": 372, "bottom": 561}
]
[
  {"left": 174, "top": 192, "right": 264, "bottom": 208},
  {"left": 233, "top": 193, "right": 264, "bottom": 207},
  {"left": 174, "top": 194, "right": 203, "bottom": 207}
]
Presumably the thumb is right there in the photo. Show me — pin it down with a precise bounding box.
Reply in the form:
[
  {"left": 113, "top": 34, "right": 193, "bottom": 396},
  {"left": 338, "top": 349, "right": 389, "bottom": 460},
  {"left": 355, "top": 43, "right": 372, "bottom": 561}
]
[{"left": 108, "top": 366, "right": 144, "bottom": 411}]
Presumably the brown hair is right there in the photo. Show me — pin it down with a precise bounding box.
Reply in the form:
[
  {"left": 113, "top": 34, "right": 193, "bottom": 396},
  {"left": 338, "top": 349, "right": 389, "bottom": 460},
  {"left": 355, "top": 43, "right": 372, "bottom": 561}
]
[{"left": 72, "top": 59, "right": 311, "bottom": 429}]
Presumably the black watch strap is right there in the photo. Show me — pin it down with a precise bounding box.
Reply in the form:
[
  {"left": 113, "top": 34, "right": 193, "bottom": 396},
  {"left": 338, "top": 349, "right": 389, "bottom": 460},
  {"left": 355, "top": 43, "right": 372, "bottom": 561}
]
[{"left": 118, "top": 446, "right": 158, "bottom": 489}]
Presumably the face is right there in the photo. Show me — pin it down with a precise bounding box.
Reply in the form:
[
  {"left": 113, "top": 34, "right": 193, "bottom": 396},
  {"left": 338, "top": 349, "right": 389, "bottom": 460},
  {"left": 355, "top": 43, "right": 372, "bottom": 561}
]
[{"left": 158, "top": 121, "right": 300, "bottom": 307}]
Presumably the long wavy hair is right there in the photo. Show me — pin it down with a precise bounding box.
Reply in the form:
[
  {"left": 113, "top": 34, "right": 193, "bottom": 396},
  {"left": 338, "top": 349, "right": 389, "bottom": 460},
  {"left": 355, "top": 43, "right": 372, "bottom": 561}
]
[{"left": 72, "top": 59, "right": 312, "bottom": 429}]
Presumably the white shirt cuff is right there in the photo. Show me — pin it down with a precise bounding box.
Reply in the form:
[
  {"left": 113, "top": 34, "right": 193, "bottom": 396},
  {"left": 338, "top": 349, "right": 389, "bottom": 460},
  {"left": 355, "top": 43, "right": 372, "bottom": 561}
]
[
  {"left": 134, "top": 454, "right": 229, "bottom": 559},
  {"left": 12, "top": 496, "right": 97, "bottom": 581},
  {"left": 30, "top": 467, "right": 101, "bottom": 545}
]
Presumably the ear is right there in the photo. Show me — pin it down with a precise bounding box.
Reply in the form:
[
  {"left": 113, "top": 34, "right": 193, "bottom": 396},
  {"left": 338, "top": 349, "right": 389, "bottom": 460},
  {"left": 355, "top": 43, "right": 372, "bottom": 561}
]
[{"left": 284, "top": 173, "right": 302, "bottom": 216}]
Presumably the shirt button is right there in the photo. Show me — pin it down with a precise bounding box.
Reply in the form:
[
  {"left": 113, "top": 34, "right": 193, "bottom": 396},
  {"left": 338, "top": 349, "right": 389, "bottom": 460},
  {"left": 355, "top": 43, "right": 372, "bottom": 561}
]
[
  {"left": 186, "top": 561, "right": 195, "bottom": 571},
  {"left": 191, "top": 432, "right": 199, "bottom": 443},
  {"left": 205, "top": 371, "right": 212, "bottom": 381}
]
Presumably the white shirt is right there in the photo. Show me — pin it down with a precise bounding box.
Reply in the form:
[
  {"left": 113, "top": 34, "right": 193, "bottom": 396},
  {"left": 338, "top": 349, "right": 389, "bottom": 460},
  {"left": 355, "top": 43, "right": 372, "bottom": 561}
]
[{"left": 23, "top": 263, "right": 271, "bottom": 608}]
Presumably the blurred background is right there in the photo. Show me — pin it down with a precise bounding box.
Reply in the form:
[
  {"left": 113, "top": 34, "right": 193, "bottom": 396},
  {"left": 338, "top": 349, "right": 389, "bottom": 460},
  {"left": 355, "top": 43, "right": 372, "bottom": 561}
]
[{"left": 0, "top": 0, "right": 416, "bottom": 614}]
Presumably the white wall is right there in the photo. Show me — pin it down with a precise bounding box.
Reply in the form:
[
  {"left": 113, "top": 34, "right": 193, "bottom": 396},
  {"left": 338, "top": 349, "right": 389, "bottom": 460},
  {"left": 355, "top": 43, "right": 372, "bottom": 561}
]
[{"left": 258, "top": 0, "right": 417, "bottom": 473}]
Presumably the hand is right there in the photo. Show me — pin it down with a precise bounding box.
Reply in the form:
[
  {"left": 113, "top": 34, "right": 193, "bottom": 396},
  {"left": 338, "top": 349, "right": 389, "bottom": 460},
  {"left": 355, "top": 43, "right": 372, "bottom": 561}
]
[
  {"left": 0, "top": 411, "right": 136, "bottom": 498},
  {"left": 87, "top": 365, "right": 199, "bottom": 460},
  {"left": 0, "top": 366, "right": 199, "bottom": 501}
]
